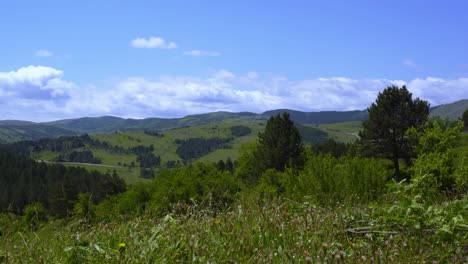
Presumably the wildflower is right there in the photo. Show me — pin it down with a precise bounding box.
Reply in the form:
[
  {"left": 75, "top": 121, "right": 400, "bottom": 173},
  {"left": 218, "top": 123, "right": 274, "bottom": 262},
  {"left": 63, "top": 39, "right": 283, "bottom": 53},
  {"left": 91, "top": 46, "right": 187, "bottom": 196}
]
[
  {"left": 118, "top": 242, "right": 126, "bottom": 264},
  {"left": 215, "top": 218, "right": 221, "bottom": 225},
  {"left": 119, "top": 243, "right": 126, "bottom": 253}
]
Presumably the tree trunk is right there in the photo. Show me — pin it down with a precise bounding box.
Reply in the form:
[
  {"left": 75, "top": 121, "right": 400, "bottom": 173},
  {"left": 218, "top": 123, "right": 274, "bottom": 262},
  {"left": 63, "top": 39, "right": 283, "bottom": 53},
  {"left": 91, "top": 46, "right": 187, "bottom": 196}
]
[{"left": 393, "top": 156, "right": 400, "bottom": 181}]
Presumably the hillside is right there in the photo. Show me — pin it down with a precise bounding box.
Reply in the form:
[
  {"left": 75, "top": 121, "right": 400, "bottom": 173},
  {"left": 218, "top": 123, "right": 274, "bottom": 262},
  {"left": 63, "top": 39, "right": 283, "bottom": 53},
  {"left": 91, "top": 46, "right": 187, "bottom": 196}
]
[
  {"left": 45, "top": 112, "right": 259, "bottom": 134},
  {"left": 0, "top": 123, "right": 76, "bottom": 144},
  {"left": 261, "top": 109, "right": 367, "bottom": 124},
  {"left": 0, "top": 98, "right": 466, "bottom": 144},
  {"left": 0, "top": 109, "right": 366, "bottom": 143},
  {"left": 429, "top": 99, "right": 468, "bottom": 120},
  {"left": 1, "top": 119, "right": 339, "bottom": 184}
]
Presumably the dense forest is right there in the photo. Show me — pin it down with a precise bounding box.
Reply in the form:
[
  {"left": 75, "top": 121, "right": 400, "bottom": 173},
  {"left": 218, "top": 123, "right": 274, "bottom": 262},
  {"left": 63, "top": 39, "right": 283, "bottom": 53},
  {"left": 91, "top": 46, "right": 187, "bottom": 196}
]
[
  {"left": 0, "top": 149, "right": 126, "bottom": 216},
  {"left": 0, "top": 87, "right": 467, "bottom": 262},
  {"left": 175, "top": 137, "right": 232, "bottom": 161}
]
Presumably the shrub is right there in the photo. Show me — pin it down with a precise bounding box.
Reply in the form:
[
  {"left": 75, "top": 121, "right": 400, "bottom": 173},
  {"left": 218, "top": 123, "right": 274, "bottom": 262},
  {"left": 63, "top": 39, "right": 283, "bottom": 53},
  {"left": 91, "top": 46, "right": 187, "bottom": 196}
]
[{"left": 22, "top": 202, "right": 46, "bottom": 231}]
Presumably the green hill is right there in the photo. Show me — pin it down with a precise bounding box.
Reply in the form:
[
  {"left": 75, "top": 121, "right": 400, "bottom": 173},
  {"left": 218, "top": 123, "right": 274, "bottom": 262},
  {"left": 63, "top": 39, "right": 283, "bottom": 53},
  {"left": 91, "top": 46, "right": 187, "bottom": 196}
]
[
  {"left": 1, "top": 98, "right": 466, "bottom": 144},
  {"left": 44, "top": 112, "right": 259, "bottom": 134},
  {"left": 0, "top": 109, "right": 368, "bottom": 143},
  {"left": 0, "top": 123, "right": 76, "bottom": 144},
  {"left": 3, "top": 119, "right": 339, "bottom": 184},
  {"left": 430, "top": 99, "right": 468, "bottom": 120},
  {"left": 261, "top": 109, "right": 367, "bottom": 124}
]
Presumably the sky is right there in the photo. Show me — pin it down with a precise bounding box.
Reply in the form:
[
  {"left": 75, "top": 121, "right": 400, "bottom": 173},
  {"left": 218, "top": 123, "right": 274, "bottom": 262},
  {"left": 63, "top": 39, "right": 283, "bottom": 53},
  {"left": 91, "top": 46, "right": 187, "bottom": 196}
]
[{"left": 1, "top": 0, "right": 468, "bottom": 121}]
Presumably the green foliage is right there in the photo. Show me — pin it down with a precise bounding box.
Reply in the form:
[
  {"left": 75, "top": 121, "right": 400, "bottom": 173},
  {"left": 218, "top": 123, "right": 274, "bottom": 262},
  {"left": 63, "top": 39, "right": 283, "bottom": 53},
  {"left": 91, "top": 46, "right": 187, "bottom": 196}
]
[
  {"left": 136, "top": 152, "right": 160, "bottom": 168},
  {"left": 55, "top": 150, "right": 102, "bottom": 164},
  {"left": 72, "top": 193, "right": 96, "bottom": 224},
  {"left": 0, "top": 149, "right": 126, "bottom": 215},
  {"left": 256, "top": 169, "right": 289, "bottom": 199},
  {"left": 463, "top": 109, "right": 468, "bottom": 129},
  {"left": 255, "top": 112, "right": 304, "bottom": 173},
  {"left": 295, "top": 124, "right": 328, "bottom": 144},
  {"left": 22, "top": 202, "right": 46, "bottom": 231},
  {"left": 407, "top": 119, "right": 464, "bottom": 197},
  {"left": 360, "top": 85, "right": 429, "bottom": 179},
  {"left": 149, "top": 163, "right": 240, "bottom": 214},
  {"left": 311, "top": 138, "right": 348, "bottom": 158},
  {"left": 235, "top": 142, "right": 262, "bottom": 185},
  {"left": 291, "top": 153, "right": 389, "bottom": 204},
  {"left": 175, "top": 137, "right": 232, "bottom": 161},
  {"left": 3, "top": 198, "right": 467, "bottom": 263},
  {"left": 115, "top": 182, "right": 152, "bottom": 215},
  {"left": 370, "top": 120, "right": 467, "bottom": 245},
  {"left": 230, "top": 125, "right": 252, "bottom": 137}
]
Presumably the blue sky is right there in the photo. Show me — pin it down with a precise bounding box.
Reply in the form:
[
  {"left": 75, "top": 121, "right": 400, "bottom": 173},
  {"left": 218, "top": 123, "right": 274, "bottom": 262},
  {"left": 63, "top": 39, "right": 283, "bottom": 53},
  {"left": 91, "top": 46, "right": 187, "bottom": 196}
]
[{"left": 1, "top": 0, "right": 467, "bottom": 121}]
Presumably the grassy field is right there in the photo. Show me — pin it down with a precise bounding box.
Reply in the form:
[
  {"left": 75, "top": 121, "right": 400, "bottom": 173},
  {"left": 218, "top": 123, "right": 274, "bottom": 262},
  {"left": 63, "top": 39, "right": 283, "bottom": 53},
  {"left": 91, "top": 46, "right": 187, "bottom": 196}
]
[
  {"left": 315, "top": 121, "right": 362, "bottom": 143},
  {"left": 31, "top": 120, "right": 363, "bottom": 184}
]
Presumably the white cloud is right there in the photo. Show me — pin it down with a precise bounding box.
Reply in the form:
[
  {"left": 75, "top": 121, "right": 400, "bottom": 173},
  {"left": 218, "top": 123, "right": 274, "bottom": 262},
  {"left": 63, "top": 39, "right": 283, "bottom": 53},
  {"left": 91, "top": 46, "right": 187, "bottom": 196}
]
[
  {"left": 183, "top": 50, "right": 221, "bottom": 57},
  {"left": 1, "top": 66, "right": 468, "bottom": 121},
  {"left": 131, "top": 37, "right": 177, "bottom": 49},
  {"left": 35, "top": 49, "right": 53, "bottom": 57},
  {"left": 0, "top": 65, "right": 64, "bottom": 90}
]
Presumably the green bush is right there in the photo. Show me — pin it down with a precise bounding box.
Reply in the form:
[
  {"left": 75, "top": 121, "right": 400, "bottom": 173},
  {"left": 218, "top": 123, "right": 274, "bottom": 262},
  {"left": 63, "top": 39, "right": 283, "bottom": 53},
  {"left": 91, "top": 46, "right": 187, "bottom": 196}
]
[
  {"left": 22, "top": 202, "right": 46, "bottom": 231},
  {"left": 147, "top": 163, "right": 240, "bottom": 215},
  {"left": 291, "top": 153, "right": 389, "bottom": 204}
]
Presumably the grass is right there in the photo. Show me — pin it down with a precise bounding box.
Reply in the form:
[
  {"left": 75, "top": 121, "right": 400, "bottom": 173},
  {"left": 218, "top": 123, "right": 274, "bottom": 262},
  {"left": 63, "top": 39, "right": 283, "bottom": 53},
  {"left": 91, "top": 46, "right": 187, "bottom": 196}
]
[
  {"left": 314, "top": 121, "right": 362, "bottom": 143},
  {"left": 61, "top": 163, "right": 144, "bottom": 185},
  {"left": 91, "top": 120, "right": 265, "bottom": 165},
  {"left": 1, "top": 197, "right": 465, "bottom": 263}
]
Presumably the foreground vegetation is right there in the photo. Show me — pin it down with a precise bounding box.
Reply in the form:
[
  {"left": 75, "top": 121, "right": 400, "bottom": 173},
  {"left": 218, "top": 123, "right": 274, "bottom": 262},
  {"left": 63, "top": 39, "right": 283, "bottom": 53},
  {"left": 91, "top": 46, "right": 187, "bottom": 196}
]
[{"left": 2, "top": 195, "right": 466, "bottom": 263}]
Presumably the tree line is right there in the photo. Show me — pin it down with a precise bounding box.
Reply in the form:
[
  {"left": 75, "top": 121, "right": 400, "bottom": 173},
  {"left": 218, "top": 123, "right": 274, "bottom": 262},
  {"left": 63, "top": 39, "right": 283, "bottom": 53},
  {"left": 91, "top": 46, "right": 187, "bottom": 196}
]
[{"left": 0, "top": 148, "right": 126, "bottom": 216}]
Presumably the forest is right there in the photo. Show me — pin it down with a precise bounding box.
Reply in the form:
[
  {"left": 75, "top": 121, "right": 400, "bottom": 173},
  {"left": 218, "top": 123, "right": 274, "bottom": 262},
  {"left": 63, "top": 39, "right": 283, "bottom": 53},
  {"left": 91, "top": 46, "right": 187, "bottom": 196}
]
[{"left": 0, "top": 86, "right": 467, "bottom": 263}]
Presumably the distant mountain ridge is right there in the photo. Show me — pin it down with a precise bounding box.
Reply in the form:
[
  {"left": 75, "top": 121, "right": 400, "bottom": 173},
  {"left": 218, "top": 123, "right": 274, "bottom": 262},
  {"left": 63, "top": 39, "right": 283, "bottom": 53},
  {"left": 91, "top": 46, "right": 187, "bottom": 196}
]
[
  {"left": 42, "top": 109, "right": 368, "bottom": 134},
  {"left": 429, "top": 99, "right": 468, "bottom": 120},
  {"left": 0, "top": 99, "right": 466, "bottom": 143}
]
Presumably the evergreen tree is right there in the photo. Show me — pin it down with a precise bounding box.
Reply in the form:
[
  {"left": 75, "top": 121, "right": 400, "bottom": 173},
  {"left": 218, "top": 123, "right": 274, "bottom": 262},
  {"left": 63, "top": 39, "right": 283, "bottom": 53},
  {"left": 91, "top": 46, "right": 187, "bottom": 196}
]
[
  {"left": 216, "top": 160, "right": 226, "bottom": 171},
  {"left": 255, "top": 112, "right": 304, "bottom": 173},
  {"left": 462, "top": 109, "right": 468, "bottom": 130},
  {"left": 359, "top": 85, "right": 429, "bottom": 180},
  {"left": 225, "top": 158, "right": 234, "bottom": 173}
]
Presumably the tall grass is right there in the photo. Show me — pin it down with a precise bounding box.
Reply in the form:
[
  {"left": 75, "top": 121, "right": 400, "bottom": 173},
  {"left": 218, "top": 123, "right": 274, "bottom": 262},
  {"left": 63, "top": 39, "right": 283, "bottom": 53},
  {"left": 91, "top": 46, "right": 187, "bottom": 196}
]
[{"left": 1, "top": 197, "right": 465, "bottom": 263}]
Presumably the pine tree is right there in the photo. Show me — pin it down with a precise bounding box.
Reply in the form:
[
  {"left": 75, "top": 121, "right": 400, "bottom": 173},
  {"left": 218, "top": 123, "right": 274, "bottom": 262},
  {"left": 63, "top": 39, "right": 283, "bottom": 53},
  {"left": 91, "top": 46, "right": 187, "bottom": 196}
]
[
  {"left": 360, "top": 86, "right": 429, "bottom": 180},
  {"left": 255, "top": 112, "right": 304, "bottom": 173}
]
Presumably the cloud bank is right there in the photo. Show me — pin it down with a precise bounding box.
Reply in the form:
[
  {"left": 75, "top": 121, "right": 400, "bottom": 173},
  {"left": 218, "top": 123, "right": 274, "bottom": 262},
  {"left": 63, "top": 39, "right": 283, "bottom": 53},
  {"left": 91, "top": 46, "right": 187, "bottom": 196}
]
[{"left": 1, "top": 66, "right": 467, "bottom": 121}]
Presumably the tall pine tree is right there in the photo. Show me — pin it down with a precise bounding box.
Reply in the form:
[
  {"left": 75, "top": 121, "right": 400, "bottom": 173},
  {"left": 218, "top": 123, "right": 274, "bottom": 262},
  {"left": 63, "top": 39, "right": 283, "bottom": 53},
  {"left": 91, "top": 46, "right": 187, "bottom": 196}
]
[
  {"left": 255, "top": 112, "right": 304, "bottom": 173},
  {"left": 360, "top": 86, "right": 429, "bottom": 180}
]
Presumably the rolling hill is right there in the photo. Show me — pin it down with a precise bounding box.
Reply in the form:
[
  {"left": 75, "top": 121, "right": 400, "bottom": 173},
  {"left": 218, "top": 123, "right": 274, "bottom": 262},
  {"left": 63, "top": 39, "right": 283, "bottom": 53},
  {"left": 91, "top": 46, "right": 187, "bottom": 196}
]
[
  {"left": 0, "top": 98, "right": 466, "bottom": 143},
  {"left": 0, "top": 123, "right": 76, "bottom": 144},
  {"left": 429, "top": 99, "right": 468, "bottom": 120},
  {"left": 0, "top": 110, "right": 365, "bottom": 143}
]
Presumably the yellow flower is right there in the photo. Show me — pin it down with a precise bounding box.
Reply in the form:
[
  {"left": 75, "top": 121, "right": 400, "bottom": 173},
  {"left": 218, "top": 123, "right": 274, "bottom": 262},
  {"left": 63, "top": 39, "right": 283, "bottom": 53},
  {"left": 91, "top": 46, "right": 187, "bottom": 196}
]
[
  {"left": 119, "top": 243, "right": 126, "bottom": 250},
  {"left": 215, "top": 218, "right": 221, "bottom": 225}
]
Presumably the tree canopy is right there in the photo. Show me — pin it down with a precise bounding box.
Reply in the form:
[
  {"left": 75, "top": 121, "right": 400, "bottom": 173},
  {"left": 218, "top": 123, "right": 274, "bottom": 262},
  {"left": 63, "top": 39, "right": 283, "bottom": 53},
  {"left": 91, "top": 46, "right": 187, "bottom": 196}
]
[
  {"left": 255, "top": 112, "right": 304, "bottom": 173},
  {"left": 359, "top": 85, "right": 429, "bottom": 180},
  {"left": 463, "top": 109, "right": 468, "bottom": 130}
]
